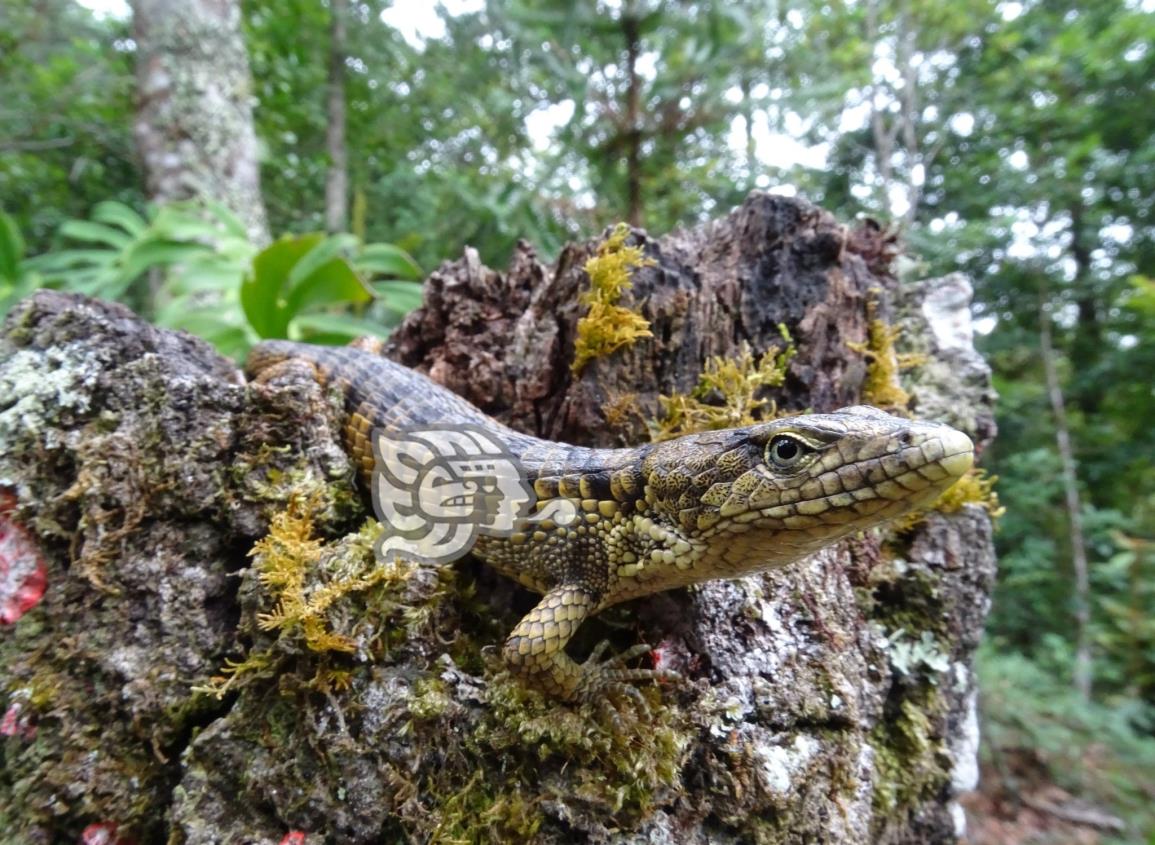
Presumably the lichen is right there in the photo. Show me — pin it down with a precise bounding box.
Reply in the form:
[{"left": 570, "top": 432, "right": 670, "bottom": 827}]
[
  {"left": 650, "top": 330, "right": 795, "bottom": 441},
  {"left": 571, "top": 224, "right": 655, "bottom": 375},
  {"left": 847, "top": 299, "right": 926, "bottom": 413}
]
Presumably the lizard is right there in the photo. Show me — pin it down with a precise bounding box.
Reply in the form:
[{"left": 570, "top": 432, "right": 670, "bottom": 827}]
[{"left": 247, "top": 340, "right": 974, "bottom": 702}]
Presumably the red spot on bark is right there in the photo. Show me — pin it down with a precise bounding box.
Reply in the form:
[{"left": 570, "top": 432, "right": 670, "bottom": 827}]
[
  {"left": 1, "top": 701, "right": 36, "bottom": 740},
  {"left": 650, "top": 637, "right": 688, "bottom": 676},
  {"left": 80, "top": 823, "right": 132, "bottom": 845},
  {"left": 280, "top": 833, "right": 307, "bottom": 845},
  {"left": 0, "top": 491, "right": 47, "bottom": 624}
]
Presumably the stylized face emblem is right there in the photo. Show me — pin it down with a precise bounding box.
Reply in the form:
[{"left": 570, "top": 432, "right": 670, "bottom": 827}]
[{"left": 371, "top": 425, "right": 574, "bottom": 564}]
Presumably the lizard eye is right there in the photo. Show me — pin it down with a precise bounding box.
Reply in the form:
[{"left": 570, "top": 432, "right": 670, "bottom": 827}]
[{"left": 767, "top": 435, "right": 807, "bottom": 469}]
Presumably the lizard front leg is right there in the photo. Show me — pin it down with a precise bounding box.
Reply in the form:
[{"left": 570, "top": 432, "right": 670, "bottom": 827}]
[{"left": 502, "top": 584, "right": 662, "bottom": 702}]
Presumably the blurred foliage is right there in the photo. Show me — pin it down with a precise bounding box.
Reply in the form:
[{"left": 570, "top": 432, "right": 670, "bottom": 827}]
[
  {"left": 978, "top": 645, "right": 1155, "bottom": 842},
  {"left": 1, "top": 201, "right": 421, "bottom": 359},
  {"left": 0, "top": 0, "right": 141, "bottom": 251}
]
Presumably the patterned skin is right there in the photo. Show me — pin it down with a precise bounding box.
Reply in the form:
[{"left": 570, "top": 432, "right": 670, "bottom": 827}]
[{"left": 248, "top": 340, "right": 974, "bottom": 701}]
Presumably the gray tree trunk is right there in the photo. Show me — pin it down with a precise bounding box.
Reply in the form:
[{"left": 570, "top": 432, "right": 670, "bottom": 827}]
[
  {"left": 131, "top": 0, "right": 270, "bottom": 245},
  {"left": 0, "top": 194, "right": 996, "bottom": 844},
  {"left": 324, "top": 0, "right": 349, "bottom": 234}
]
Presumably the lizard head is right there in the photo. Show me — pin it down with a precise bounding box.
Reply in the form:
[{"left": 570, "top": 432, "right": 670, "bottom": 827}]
[{"left": 639, "top": 406, "right": 974, "bottom": 576}]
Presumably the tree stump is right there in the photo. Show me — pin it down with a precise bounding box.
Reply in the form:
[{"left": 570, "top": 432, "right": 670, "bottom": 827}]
[{"left": 0, "top": 193, "right": 996, "bottom": 844}]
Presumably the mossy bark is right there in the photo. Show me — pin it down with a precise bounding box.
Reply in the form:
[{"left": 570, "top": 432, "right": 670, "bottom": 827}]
[
  {"left": 0, "top": 193, "right": 996, "bottom": 844},
  {"left": 131, "top": 0, "right": 270, "bottom": 245}
]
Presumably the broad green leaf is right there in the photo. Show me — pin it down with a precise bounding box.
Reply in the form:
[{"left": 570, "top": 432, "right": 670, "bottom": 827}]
[
  {"left": 285, "top": 257, "right": 372, "bottom": 317},
  {"left": 357, "top": 243, "right": 423, "bottom": 280},
  {"left": 0, "top": 213, "right": 24, "bottom": 282},
  {"left": 59, "top": 220, "right": 134, "bottom": 249},
  {"left": 92, "top": 201, "right": 148, "bottom": 237},
  {"left": 371, "top": 280, "right": 424, "bottom": 314},
  {"left": 292, "top": 312, "right": 392, "bottom": 344},
  {"left": 287, "top": 233, "right": 358, "bottom": 288},
  {"left": 241, "top": 233, "right": 325, "bottom": 338}
]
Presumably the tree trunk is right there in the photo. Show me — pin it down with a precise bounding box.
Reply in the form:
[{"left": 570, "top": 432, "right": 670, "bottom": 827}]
[
  {"left": 623, "top": 3, "right": 643, "bottom": 227},
  {"left": 0, "top": 194, "right": 997, "bottom": 844},
  {"left": 324, "top": 0, "right": 349, "bottom": 234},
  {"left": 131, "top": 0, "right": 270, "bottom": 245},
  {"left": 1039, "top": 302, "right": 1093, "bottom": 701}
]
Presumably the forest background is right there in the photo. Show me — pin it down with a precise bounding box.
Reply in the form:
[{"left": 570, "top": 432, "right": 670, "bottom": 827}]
[{"left": 1, "top": 0, "right": 1153, "bottom": 840}]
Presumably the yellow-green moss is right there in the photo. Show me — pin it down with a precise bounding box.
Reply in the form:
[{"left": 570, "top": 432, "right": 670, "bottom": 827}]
[
  {"left": 194, "top": 501, "right": 415, "bottom": 699},
  {"left": 895, "top": 467, "right": 1004, "bottom": 533},
  {"left": 869, "top": 694, "right": 948, "bottom": 818},
  {"left": 847, "top": 299, "right": 925, "bottom": 412},
  {"left": 572, "top": 223, "right": 655, "bottom": 375},
  {"left": 650, "top": 330, "right": 795, "bottom": 441},
  {"left": 396, "top": 663, "right": 693, "bottom": 842},
  {"left": 253, "top": 505, "right": 393, "bottom": 653}
]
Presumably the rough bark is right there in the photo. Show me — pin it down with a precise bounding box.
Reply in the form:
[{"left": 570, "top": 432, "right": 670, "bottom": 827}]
[
  {"left": 0, "top": 193, "right": 996, "bottom": 844},
  {"left": 324, "top": 0, "right": 349, "bottom": 234},
  {"left": 623, "top": 2, "right": 643, "bottom": 227},
  {"left": 131, "top": 0, "right": 270, "bottom": 245}
]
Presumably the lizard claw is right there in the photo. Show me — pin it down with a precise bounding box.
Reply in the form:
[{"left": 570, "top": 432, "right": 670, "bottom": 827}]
[{"left": 574, "top": 641, "right": 682, "bottom": 709}]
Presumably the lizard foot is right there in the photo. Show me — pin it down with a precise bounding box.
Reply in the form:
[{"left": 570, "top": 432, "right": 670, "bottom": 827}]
[{"left": 574, "top": 641, "right": 681, "bottom": 711}]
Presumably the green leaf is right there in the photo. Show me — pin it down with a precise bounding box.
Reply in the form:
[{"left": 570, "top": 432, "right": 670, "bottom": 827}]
[
  {"left": 170, "top": 259, "right": 245, "bottom": 294},
  {"left": 204, "top": 200, "right": 250, "bottom": 241},
  {"left": 292, "top": 312, "right": 392, "bottom": 345},
  {"left": 59, "top": 219, "right": 134, "bottom": 249},
  {"left": 371, "top": 280, "right": 424, "bottom": 314},
  {"left": 24, "top": 249, "right": 117, "bottom": 275},
  {"left": 120, "top": 240, "right": 213, "bottom": 281},
  {"left": 91, "top": 201, "right": 148, "bottom": 237},
  {"left": 241, "top": 233, "right": 371, "bottom": 340},
  {"left": 357, "top": 243, "right": 423, "bottom": 280},
  {"left": 0, "top": 213, "right": 25, "bottom": 282},
  {"left": 285, "top": 256, "right": 372, "bottom": 317},
  {"left": 150, "top": 205, "right": 223, "bottom": 242},
  {"left": 242, "top": 233, "right": 325, "bottom": 338},
  {"left": 288, "top": 233, "right": 358, "bottom": 288}
]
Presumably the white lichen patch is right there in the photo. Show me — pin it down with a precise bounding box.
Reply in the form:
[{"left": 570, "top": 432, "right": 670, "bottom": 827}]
[
  {"left": 0, "top": 347, "right": 96, "bottom": 446},
  {"left": 755, "top": 733, "right": 819, "bottom": 796}
]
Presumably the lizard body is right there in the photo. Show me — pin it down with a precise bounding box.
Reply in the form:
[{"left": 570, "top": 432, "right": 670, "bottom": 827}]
[{"left": 247, "top": 340, "right": 974, "bottom": 701}]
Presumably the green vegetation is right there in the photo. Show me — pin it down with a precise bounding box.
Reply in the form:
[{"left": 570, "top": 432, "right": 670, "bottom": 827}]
[
  {"left": 0, "top": 200, "right": 421, "bottom": 358},
  {"left": 651, "top": 332, "right": 795, "bottom": 440},
  {"left": 571, "top": 223, "right": 655, "bottom": 374}
]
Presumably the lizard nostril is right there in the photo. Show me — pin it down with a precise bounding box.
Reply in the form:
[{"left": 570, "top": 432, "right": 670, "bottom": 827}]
[{"left": 898, "top": 431, "right": 913, "bottom": 447}]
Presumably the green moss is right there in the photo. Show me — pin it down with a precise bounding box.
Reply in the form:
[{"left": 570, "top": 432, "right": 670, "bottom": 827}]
[
  {"left": 869, "top": 693, "right": 949, "bottom": 820},
  {"left": 847, "top": 299, "right": 925, "bottom": 412},
  {"left": 651, "top": 329, "right": 795, "bottom": 441},
  {"left": 572, "top": 223, "right": 655, "bottom": 375},
  {"left": 894, "top": 467, "right": 1004, "bottom": 534},
  {"left": 393, "top": 665, "right": 693, "bottom": 842},
  {"left": 194, "top": 501, "right": 441, "bottom": 700}
]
